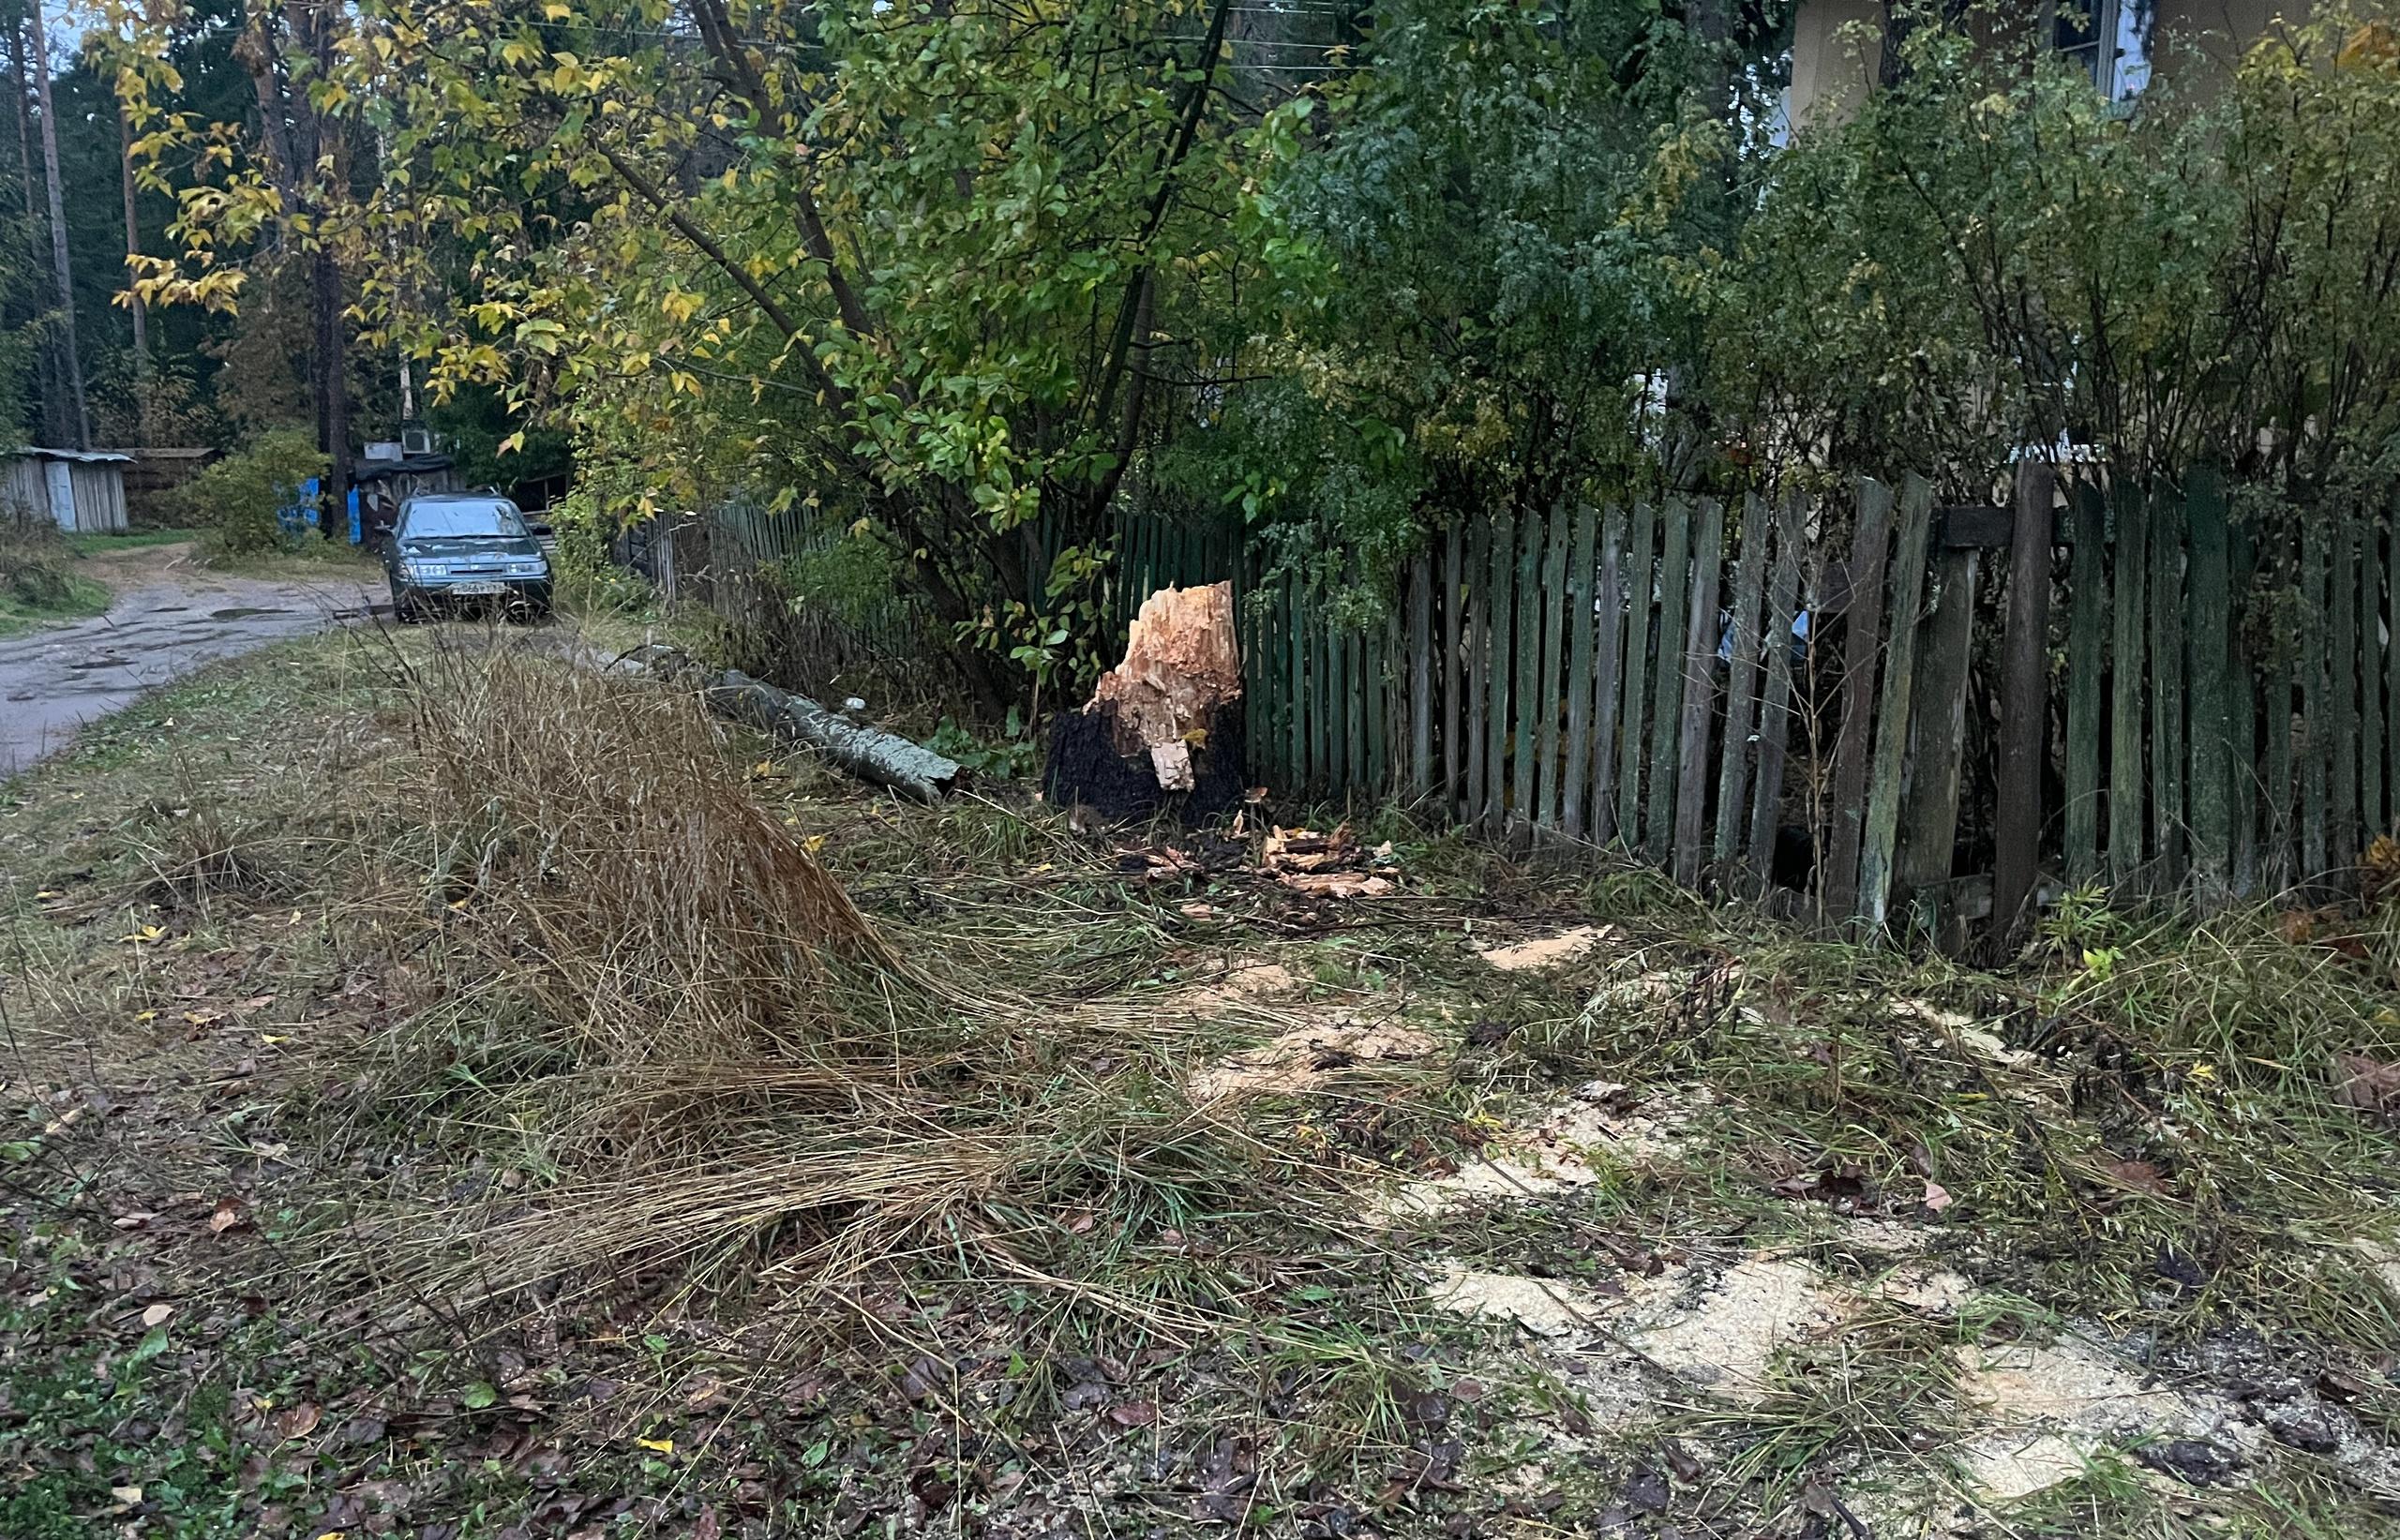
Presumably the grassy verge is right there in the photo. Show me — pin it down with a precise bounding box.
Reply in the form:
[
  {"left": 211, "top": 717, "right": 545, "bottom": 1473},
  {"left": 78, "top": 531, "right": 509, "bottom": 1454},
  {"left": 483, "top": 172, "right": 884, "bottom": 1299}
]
[
  {"left": 67, "top": 526, "right": 201, "bottom": 556},
  {"left": 1, "top": 516, "right": 113, "bottom": 634},
  {"left": 3, "top": 628, "right": 2395, "bottom": 1537}
]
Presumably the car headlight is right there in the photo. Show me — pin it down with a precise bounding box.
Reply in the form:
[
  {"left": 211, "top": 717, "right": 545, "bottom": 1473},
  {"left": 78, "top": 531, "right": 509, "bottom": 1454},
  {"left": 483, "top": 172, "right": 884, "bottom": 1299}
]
[{"left": 508, "top": 561, "right": 543, "bottom": 576}]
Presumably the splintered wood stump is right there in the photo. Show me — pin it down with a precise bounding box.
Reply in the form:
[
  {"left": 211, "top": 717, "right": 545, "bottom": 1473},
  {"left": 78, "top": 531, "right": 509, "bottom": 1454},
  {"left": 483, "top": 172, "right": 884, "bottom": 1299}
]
[{"left": 1046, "top": 581, "right": 1247, "bottom": 824}]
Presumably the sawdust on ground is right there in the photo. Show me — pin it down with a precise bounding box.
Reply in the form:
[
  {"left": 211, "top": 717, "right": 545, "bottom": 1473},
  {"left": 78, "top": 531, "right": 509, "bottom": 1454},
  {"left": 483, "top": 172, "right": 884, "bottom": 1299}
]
[
  {"left": 1474, "top": 924, "right": 1616, "bottom": 972},
  {"left": 1188, "top": 1012, "right": 1438, "bottom": 1101}
]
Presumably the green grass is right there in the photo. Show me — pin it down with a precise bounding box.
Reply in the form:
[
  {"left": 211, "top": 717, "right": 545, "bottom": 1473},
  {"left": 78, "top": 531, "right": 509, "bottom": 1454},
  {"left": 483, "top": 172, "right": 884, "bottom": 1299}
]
[
  {"left": 202, "top": 534, "right": 382, "bottom": 578},
  {"left": 66, "top": 526, "right": 198, "bottom": 555},
  {"left": 0, "top": 569, "right": 111, "bottom": 634}
]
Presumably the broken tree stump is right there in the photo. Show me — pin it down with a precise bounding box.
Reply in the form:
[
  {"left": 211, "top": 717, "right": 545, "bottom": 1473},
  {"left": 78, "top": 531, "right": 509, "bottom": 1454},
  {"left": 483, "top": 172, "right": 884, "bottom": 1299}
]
[{"left": 1046, "top": 582, "right": 1247, "bottom": 825}]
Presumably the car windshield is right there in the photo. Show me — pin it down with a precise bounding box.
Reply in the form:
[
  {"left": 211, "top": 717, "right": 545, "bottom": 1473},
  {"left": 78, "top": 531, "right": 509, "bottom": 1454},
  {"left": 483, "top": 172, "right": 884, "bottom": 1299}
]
[{"left": 402, "top": 500, "right": 527, "bottom": 538}]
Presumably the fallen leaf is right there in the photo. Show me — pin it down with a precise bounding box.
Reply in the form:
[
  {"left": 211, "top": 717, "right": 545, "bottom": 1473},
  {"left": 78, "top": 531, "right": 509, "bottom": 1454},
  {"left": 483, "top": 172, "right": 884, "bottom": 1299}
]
[
  {"left": 140, "top": 1302, "right": 174, "bottom": 1327},
  {"left": 110, "top": 1486, "right": 142, "bottom": 1505},
  {"left": 276, "top": 1401, "right": 322, "bottom": 1439},
  {"left": 208, "top": 1198, "right": 243, "bottom": 1233},
  {"left": 2332, "top": 1052, "right": 2400, "bottom": 1113},
  {"left": 113, "top": 1211, "right": 157, "bottom": 1230},
  {"left": 636, "top": 1436, "right": 675, "bottom": 1455},
  {"left": 1106, "top": 1400, "right": 1158, "bottom": 1428},
  {"left": 1922, "top": 1179, "right": 1953, "bottom": 1213},
  {"left": 2097, "top": 1156, "right": 2174, "bottom": 1197},
  {"left": 1178, "top": 901, "right": 1215, "bottom": 919}
]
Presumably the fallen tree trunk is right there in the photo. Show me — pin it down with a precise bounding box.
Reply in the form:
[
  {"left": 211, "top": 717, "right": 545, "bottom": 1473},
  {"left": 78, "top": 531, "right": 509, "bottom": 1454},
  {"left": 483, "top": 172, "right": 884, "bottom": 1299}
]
[{"left": 622, "top": 646, "right": 961, "bottom": 803}]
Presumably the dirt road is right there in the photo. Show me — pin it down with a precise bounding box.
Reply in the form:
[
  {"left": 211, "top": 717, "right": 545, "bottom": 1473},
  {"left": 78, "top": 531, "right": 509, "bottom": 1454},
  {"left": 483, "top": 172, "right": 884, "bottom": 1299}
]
[{"left": 0, "top": 542, "right": 382, "bottom": 776}]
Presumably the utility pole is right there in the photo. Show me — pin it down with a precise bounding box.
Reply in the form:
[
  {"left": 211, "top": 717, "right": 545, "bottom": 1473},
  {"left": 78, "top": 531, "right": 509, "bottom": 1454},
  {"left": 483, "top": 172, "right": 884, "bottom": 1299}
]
[{"left": 26, "top": 0, "right": 90, "bottom": 449}]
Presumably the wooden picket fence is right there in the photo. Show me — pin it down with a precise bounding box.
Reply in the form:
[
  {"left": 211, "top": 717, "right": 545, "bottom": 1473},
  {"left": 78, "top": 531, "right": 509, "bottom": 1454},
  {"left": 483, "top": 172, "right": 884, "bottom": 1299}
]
[
  {"left": 1240, "top": 469, "right": 2400, "bottom": 934},
  {"left": 692, "top": 470, "right": 2400, "bottom": 934}
]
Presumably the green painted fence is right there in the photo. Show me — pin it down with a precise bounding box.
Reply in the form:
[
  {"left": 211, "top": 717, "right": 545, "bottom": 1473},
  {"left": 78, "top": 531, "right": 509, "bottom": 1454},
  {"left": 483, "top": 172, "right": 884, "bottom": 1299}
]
[
  {"left": 703, "top": 471, "right": 2400, "bottom": 934},
  {"left": 1241, "top": 470, "right": 2400, "bottom": 934}
]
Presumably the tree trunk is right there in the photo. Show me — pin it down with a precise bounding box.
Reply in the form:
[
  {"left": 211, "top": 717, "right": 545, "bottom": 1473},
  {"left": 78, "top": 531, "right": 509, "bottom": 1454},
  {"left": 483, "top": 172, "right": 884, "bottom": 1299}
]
[
  {"left": 5, "top": 17, "right": 61, "bottom": 447},
  {"left": 26, "top": 0, "right": 90, "bottom": 450},
  {"left": 119, "top": 104, "right": 148, "bottom": 386},
  {"left": 314, "top": 244, "right": 349, "bottom": 537}
]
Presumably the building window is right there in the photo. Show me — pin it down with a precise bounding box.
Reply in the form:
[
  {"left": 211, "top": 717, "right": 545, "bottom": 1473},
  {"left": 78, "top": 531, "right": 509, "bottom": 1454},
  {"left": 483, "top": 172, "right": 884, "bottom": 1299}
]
[{"left": 2056, "top": 0, "right": 2154, "bottom": 101}]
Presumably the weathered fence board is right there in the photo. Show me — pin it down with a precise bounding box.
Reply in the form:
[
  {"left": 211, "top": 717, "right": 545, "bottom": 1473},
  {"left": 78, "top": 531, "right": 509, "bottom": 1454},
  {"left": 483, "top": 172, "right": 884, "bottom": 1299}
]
[
  {"left": 1562, "top": 504, "right": 1599, "bottom": 840},
  {"left": 1900, "top": 546, "right": 1977, "bottom": 899},
  {"left": 1591, "top": 506, "right": 1628, "bottom": 845},
  {"left": 2151, "top": 500, "right": 2188, "bottom": 887},
  {"left": 1645, "top": 501, "right": 1696, "bottom": 860},
  {"left": 2186, "top": 476, "right": 2233, "bottom": 899},
  {"left": 2333, "top": 527, "right": 2360, "bottom": 875},
  {"left": 1443, "top": 525, "right": 1463, "bottom": 820},
  {"left": 1859, "top": 475, "right": 1935, "bottom": 926},
  {"left": 1670, "top": 499, "right": 1727, "bottom": 883},
  {"left": 1614, "top": 502, "right": 1657, "bottom": 845},
  {"left": 2303, "top": 523, "right": 2330, "bottom": 877},
  {"left": 1993, "top": 462, "right": 2054, "bottom": 938},
  {"left": 1534, "top": 510, "right": 1568, "bottom": 830},
  {"left": 1824, "top": 479, "right": 1898, "bottom": 918},
  {"left": 2109, "top": 486, "right": 2149, "bottom": 889},
  {"left": 1748, "top": 494, "right": 1807, "bottom": 895},
  {"left": 2063, "top": 483, "right": 2108, "bottom": 884},
  {"left": 1713, "top": 494, "right": 1773, "bottom": 870}
]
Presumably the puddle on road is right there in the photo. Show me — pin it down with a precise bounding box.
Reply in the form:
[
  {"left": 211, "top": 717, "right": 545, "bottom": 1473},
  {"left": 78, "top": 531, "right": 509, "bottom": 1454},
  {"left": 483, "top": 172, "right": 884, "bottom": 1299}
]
[
  {"left": 208, "top": 606, "right": 293, "bottom": 620},
  {"left": 67, "top": 658, "right": 135, "bottom": 672}
]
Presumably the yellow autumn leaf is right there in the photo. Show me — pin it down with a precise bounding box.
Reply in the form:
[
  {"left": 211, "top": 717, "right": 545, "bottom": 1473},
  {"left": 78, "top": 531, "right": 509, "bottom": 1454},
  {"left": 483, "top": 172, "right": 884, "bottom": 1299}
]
[
  {"left": 802, "top": 834, "right": 826, "bottom": 855},
  {"left": 636, "top": 1436, "right": 674, "bottom": 1454},
  {"left": 134, "top": 1010, "right": 158, "bottom": 1023}
]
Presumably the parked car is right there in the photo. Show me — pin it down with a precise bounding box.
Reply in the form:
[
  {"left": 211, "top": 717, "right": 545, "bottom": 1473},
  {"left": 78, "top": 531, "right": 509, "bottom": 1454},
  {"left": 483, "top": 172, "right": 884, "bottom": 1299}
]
[{"left": 377, "top": 492, "right": 553, "bottom": 621}]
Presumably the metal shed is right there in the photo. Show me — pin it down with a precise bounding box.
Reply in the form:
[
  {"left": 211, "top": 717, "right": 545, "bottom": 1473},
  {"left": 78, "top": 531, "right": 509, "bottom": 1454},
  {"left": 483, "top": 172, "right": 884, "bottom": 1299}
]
[{"left": 2, "top": 447, "right": 133, "bottom": 533}]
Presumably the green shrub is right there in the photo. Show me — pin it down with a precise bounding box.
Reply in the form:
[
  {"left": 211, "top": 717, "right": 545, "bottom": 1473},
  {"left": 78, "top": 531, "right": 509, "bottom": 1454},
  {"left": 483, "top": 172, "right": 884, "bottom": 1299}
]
[
  {"left": 0, "top": 510, "right": 70, "bottom": 606},
  {"left": 546, "top": 488, "right": 652, "bottom": 613},
  {"left": 179, "top": 427, "right": 328, "bottom": 557}
]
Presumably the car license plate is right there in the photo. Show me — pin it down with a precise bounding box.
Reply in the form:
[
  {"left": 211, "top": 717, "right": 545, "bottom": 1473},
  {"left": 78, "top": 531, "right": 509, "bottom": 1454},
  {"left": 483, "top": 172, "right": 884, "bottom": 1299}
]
[{"left": 450, "top": 581, "right": 505, "bottom": 595}]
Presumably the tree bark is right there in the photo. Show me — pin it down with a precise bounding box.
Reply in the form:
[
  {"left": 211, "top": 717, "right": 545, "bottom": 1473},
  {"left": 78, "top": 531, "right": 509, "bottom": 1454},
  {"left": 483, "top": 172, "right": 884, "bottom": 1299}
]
[
  {"left": 5, "top": 16, "right": 63, "bottom": 447},
  {"left": 25, "top": 2, "right": 90, "bottom": 449},
  {"left": 119, "top": 103, "right": 148, "bottom": 386}
]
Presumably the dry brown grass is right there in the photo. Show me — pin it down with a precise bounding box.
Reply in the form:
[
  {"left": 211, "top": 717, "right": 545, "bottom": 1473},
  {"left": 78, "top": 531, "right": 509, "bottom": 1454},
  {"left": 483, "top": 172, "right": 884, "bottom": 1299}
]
[{"left": 347, "top": 637, "right": 1313, "bottom": 1331}]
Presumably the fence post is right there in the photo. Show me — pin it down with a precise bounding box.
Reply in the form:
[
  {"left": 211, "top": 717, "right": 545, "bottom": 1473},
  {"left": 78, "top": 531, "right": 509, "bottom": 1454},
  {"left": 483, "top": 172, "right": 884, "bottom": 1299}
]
[
  {"left": 1747, "top": 493, "right": 1808, "bottom": 896},
  {"left": 1992, "top": 459, "right": 2056, "bottom": 945}
]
